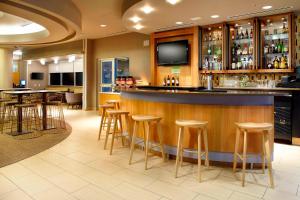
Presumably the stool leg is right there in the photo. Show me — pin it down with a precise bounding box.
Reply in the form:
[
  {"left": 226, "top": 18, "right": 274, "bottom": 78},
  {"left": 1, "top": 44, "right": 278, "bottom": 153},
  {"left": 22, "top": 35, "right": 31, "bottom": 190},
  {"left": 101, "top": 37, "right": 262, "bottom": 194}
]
[
  {"left": 142, "top": 122, "right": 147, "bottom": 151},
  {"left": 104, "top": 115, "right": 112, "bottom": 150},
  {"left": 157, "top": 122, "right": 166, "bottom": 161},
  {"left": 175, "top": 126, "right": 183, "bottom": 178},
  {"left": 203, "top": 127, "right": 209, "bottom": 167},
  {"left": 233, "top": 128, "right": 241, "bottom": 172},
  {"left": 109, "top": 115, "right": 118, "bottom": 155},
  {"left": 98, "top": 108, "right": 106, "bottom": 140},
  {"left": 242, "top": 131, "right": 248, "bottom": 187},
  {"left": 118, "top": 115, "right": 125, "bottom": 146},
  {"left": 125, "top": 114, "right": 131, "bottom": 146},
  {"left": 180, "top": 129, "right": 184, "bottom": 167},
  {"left": 129, "top": 121, "right": 138, "bottom": 165},
  {"left": 262, "top": 133, "right": 266, "bottom": 174},
  {"left": 265, "top": 130, "right": 274, "bottom": 188},
  {"left": 144, "top": 121, "right": 150, "bottom": 170},
  {"left": 197, "top": 128, "right": 202, "bottom": 182}
]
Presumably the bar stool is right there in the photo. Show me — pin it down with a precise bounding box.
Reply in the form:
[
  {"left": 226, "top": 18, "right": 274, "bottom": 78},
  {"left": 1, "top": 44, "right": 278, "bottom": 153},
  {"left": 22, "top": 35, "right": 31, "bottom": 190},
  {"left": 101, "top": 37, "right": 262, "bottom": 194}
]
[
  {"left": 98, "top": 104, "right": 115, "bottom": 140},
  {"left": 129, "top": 115, "right": 166, "bottom": 170},
  {"left": 233, "top": 122, "right": 274, "bottom": 188},
  {"left": 174, "top": 120, "right": 209, "bottom": 182},
  {"left": 44, "top": 101, "right": 66, "bottom": 129},
  {"left": 106, "top": 100, "right": 120, "bottom": 110},
  {"left": 0, "top": 100, "right": 18, "bottom": 134},
  {"left": 104, "top": 110, "right": 130, "bottom": 155}
]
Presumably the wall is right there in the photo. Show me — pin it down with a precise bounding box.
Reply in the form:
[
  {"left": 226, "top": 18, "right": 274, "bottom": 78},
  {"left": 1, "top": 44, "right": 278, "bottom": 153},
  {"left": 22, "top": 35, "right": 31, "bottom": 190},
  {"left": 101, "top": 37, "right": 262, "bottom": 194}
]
[
  {"left": 93, "top": 32, "right": 150, "bottom": 83},
  {"left": 0, "top": 48, "right": 13, "bottom": 88},
  {"left": 26, "top": 61, "right": 48, "bottom": 89}
]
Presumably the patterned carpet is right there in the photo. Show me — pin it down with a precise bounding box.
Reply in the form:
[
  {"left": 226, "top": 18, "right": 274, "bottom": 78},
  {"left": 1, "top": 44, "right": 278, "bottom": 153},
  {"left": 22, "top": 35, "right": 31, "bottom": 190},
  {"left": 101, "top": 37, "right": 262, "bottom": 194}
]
[{"left": 0, "top": 123, "right": 71, "bottom": 167}]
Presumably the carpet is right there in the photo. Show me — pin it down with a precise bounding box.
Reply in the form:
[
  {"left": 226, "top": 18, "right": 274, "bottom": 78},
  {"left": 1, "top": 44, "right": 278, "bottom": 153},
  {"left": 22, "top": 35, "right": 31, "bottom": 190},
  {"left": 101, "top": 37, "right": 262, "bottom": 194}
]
[{"left": 0, "top": 123, "right": 71, "bottom": 167}]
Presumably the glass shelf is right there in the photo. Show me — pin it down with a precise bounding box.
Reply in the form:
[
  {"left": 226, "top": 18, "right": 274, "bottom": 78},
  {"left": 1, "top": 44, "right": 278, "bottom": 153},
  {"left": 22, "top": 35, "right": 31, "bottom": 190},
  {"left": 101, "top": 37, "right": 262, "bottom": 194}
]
[
  {"left": 264, "top": 33, "right": 289, "bottom": 41},
  {"left": 232, "top": 38, "right": 253, "bottom": 44}
]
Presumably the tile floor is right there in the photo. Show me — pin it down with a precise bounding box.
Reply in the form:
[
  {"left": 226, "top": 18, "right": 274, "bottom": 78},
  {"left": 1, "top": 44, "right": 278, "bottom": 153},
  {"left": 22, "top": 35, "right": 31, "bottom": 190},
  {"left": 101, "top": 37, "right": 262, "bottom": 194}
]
[{"left": 0, "top": 110, "right": 300, "bottom": 200}]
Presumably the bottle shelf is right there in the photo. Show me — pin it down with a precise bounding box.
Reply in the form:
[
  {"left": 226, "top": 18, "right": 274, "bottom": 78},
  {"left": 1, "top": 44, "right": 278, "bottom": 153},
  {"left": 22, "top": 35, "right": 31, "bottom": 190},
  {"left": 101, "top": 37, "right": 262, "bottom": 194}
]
[
  {"left": 232, "top": 38, "right": 253, "bottom": 44},
  {"left": 199, "top": 68, "right": 294, "bottom": 74},
  {"left": 264, "top": 52, "right": 289, "bottom": 57},
  {"left": 264, "top": 33, "right": 289, "bottom": 41},
  {"left": 203, "top": 40, "right": 222, "bottom": 45}
]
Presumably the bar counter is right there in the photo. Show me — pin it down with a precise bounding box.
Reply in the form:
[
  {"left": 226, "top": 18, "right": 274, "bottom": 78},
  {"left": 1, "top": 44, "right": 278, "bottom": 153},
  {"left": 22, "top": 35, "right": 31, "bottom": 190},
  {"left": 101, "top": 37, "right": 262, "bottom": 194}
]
[{"left": 120, "top": 87, "right": 291, "bottom": 163}]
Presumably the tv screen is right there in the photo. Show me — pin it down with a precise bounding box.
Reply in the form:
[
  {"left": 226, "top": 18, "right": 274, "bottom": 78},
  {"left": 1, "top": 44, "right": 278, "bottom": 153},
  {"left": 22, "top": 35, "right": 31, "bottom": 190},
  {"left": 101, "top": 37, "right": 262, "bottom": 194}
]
[
  {"left": 75, "top": 72, "right": 83, "bottom": 86},
  {"left": 157, "top": 40, "right": 189, "bottom": 66},
  {"left": 62, "top": 73, "right": 74, "bottom": 85},
  {"left": 31, "top": 72, "right": 44, "bottom": 80},
  {"left": 50, "top": 73, "right": 61, "bottom": 85}
]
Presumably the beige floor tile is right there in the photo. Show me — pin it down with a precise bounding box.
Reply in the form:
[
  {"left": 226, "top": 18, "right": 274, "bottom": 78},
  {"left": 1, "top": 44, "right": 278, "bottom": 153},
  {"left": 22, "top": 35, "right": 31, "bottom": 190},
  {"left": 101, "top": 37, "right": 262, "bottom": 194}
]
[
  {"left": 72, "top": 185, "right": 121, "bottom": 200},
  {"left": 47, "top": 172, "right": 89, "bottom": 193},
  {"left": 0, "top": 175, "right": 17, "bottom": 196},
  {"left": 263, "top": 188, "right": 300, "bottom": 200},
  {"left": 0, "top": 189, "right": 32, "bottom": 200},
  {"left": 109, "top": 182, "right": 161, "bottom": 200},
  {"left": 79, "top": 171, "right": 122, "bottom": 190},
  {"left": 112, "top": 169, "right": 156, "bottom": 187},
  {"left": 192, "top": 194, "right": 218, "bottom": 200},
  {"left": 87, "top": 159, "right": 123, "bottom": 175},
  {"left": 32, "top": 187, "right": 76, "bottom": 200},
  {"left": 228, "top": 192, "right": 260, "bottom": 200},
  {"left": 146, "top": 180, "right": 198, "bottom": 200},
  {"left": 0, "top": 164, "right": 32, "bottom": 182},
  {"left": 66, "top": 152, "right": 98, "bottom": 164}
]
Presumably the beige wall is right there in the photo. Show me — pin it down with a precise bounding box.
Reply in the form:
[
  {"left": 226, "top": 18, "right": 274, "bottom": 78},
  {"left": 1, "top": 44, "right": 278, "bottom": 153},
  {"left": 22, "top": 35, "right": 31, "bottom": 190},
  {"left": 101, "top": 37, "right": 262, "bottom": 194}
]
[
  {"left": 0, "top": 48, "right": 13, "bottom": 88},
  {"left": 26, "top": 61, "right": 48, "bottom": 89},
  {"left": 93, "top": 32, "right": 150, "bottom": 83}
]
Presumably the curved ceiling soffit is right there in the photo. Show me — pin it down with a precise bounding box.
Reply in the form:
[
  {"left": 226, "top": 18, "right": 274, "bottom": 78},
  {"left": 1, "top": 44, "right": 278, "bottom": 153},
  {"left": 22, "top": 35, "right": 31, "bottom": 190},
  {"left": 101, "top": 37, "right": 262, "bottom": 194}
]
[{"left": 0, "top": 0, "right": 81, "bottom": 46}]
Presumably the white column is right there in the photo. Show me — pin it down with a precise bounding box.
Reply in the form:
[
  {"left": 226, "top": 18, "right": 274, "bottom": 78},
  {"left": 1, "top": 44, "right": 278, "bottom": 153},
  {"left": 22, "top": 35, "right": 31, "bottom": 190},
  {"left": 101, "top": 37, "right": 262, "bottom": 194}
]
[{"left": 0, "top": 48, "right": 13, "bottom": 88}]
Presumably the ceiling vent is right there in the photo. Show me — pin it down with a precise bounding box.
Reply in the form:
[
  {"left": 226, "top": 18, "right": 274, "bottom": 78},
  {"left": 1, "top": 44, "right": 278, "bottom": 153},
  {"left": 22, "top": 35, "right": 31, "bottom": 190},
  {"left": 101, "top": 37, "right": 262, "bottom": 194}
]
[{"left": 227, "top": 6, "right": 294, "bottom": 20}]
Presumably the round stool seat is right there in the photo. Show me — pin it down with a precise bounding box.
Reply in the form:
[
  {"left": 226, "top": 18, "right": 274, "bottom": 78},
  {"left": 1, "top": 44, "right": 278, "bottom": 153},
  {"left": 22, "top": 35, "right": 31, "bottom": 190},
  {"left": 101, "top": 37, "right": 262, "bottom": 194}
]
[
  {"left": 15, "top": 103, "right": 36, "bottom": 108},
  {"left": 106, "top": 110, "right": 129, "bottom": 115},
  {"left": 132, "top": 115, "right": 161, "bottom": 122},
  {"left": 99, "top": 104, "right": 114, "bottom": 109},
  {"left": 106, "top": 100, "right": 120, "bottom": 104},
  {"left": 236, "top": 122, "right": 273, "bottom": 130},
  {"left": 176, "top": 120, "right": 208, "bottom": 128}
]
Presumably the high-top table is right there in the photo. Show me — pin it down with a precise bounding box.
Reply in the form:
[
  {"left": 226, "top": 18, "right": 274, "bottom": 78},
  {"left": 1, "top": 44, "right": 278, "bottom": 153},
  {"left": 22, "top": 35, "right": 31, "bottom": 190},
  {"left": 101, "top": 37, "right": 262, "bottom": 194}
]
[{"left": 3, "top": 90, "right": 61, "bottom": 135}]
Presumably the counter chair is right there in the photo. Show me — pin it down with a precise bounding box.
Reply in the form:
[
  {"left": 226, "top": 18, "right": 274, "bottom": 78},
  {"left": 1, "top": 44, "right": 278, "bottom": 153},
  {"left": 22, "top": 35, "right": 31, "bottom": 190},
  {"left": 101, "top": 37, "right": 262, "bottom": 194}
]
[
  {"left": 0, "top": 100, "right": 18, "bottom": 134},
  {"left": 104, "top": 110, "right": 130, "bottom": 155},
  {"left": 129, "top": 115, "right": 166, "bottom": 170},
  {"left": 174, "top": 120, "right": 209, "bottom": 182},
  {"left": 43, "top": 101, "right": 66, "bottom": 129},
  {"left": 98, "top": 104, "right": 115, "bottom": 140},
  {"left": 233, "top": 122, "right": 274, "bottom": 188},
  {"left": 106, "top": 100, "right": 120, "bottom": 110}
]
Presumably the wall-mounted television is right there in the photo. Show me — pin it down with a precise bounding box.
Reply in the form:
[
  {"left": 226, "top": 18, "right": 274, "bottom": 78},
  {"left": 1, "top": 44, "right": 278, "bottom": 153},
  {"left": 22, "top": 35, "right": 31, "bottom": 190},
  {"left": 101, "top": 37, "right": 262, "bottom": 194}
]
[
  {"left": 50, "top": 73, "right": 61, "bottom": 85},
  {"left": 31, "top": 72, "right": 44, "bottom": 80},
  {"left": 75, "top": 72, "right": 83, "bottom": 86},
  {"left": 62, "top": 73, "right": 74, "bottom": 85},
  {"left": 157, "top": 40, "right": 189, "bottom": 66}
]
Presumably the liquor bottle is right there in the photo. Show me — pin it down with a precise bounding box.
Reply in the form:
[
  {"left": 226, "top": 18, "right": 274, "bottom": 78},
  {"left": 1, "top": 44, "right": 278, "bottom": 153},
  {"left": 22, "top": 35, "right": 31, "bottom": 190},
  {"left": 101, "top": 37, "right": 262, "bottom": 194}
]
[
  {"left": 175, "top": 76, "right": 180, "bottom": 86},
  {"left": 280, "top": 55, "right": 286, "bottom": 69},
  {"left": 240, "top": 30, "right": 244, "bottom": 39},
  {"left": 171, "top": 76, "right": 175, "bottom": 86},
  {"left": 236, "top": 29, "right": 239, "bottom": 40},
  {"left": 283, "top": 42, "right": 288, "bottom": 53},
  {"left": 274, "top": 40, "right": 278, "bottom": 53},
  {"left": 284, "top": 56, "right": 288, "bottom": 68},
  {"left": 282, "top": 22, "right": 288, "bottom": 34},
  {"left": 277, "top": 39, "right": 282, "bottom": 53},
  {"left": 237, "top": 44, "right": 242, "bottom": 55},
  {"left": 264, "top": 43, "right": 269, "bottom": 54},
  {"left": 232, "top": 43, "right": 236, "bottom": 56},
  {"left": 232, "top": 56, "right": 236, "bottom": 70},
  {"left": 163, "top": 77, "right": 166, "bottom": 86},
  {"left": 248, "top": 57, "right": 253, "bottom": 68},
  {"left": 250, "top": 29, "right": 253, "bottom": 38},
  {"left": 271, "top": 40, "right": 275, "bottom": 53},
  {"left": 267, "top": 60, "right": 273, "bottom": 69},
  {"left": 209, "top": 33, "right": 212, "bottom": 41},
  {"left": 208, "top": 45, "right": 212, "bottom": 55},
  {"left": 242, "top": 44, "right": 248, "bottom": 55},
  {"left": 273, "top": 56, "right": 279, "bottom": 69},
  {"left": 166, "top": 75, "right": 170, "bottom": 86},
  {"left": 231, "top": 31, "right": 235, "bottom": 40},
  {"left": 237, "top": 57, "right": 242, "bottom": 69},
  {"left": 245, "top": 29, "right": 249, "bottom": 39},
  {"left": 204, "top": 57, "right": 209, "bottom": 69}
]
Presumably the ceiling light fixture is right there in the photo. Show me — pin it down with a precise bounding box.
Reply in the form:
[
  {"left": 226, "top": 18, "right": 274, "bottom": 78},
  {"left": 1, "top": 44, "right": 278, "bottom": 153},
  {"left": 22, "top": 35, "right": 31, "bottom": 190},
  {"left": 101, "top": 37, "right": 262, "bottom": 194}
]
[
  {"left": 211, "top": 15, "right": 220, "bottom": 19},
  {"left": 166, "top": 0, "right": 181, "bottom": 5},
  {"left": 27, "top": 60, "right": 32, "bottom": 65},
  {"left": 13, "top": 50, "right": 22, "bottom": 56},
  {"left": 262, "top": 5, "right": 272, "bottom": 10},
  {"left": 100, "top": 24, "right": 107, "bottom": 27},
  {"left": 68, "top": 55, "right": 76, "bottom": 63},
  {"left": 176, "top": 21, "right": 183, "bottom": 25},
  {"left": 130, "top": 16, "right": 142, "bottom": 23},
  {"left": 40, "top": 59, "right": 46, "bottom": 65},
  {"left": 190, "top": 17, "right": 201, "bottom": 21},
  {"left": 141, "top": 5, "right": 154, "bottom": 14},
  {"left": 133, "top": 24, "right": 144, "bottom": 30},
  {"left": 53, "top": 57, "right": 59, "bottom": 64}
]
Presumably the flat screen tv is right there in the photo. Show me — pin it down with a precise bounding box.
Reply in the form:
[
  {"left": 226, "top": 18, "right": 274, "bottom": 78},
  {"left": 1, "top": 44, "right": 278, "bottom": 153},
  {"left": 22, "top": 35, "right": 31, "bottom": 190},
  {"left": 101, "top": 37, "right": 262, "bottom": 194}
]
[
  {"left": 75, "top": 72, "right": 83, "bottom": 86},
  {"left": 157, "top": 40, "right": 189, "bottom": 66},
  {"left": 62, "top": 73, "right": 74, "bottom": 86},
  {"left": 31, "top": 72, "right": 44, "bottom": 80},
  {"left": 50, "top": 73, "right": 61, "bottom": 85}
]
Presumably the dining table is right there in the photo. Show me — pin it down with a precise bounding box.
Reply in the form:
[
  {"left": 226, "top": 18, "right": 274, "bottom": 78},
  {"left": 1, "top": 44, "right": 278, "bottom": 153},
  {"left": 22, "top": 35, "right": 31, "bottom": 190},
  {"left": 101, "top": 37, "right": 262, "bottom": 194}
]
[{"left": 3, "top": 90, "right": 62, "bottom": 135}]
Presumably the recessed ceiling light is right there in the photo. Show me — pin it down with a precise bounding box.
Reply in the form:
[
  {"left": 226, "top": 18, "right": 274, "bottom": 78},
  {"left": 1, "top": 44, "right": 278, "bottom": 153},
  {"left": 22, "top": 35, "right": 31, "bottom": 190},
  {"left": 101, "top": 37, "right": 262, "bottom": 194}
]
[
  {"left": 176, "top": 21, "right": 183, "bottom": 25},
  {"left": 13, "top": 50, "right": 22, "bottom": 56},
  {"left": 166, "top": 0, "right": 181, "bottom": 5},
  {"left": 40, "top": 59, "right": 46, "bottom": 65},
  {"left": 211, "top": 15, "right": 219, "bottom": 19},
  {"left": 100, "top": 24, "right": 107, "bottom": 27},
  {"left": 190, "top": 17, "right": 202, "bottom": 21},
  {"left": 141, "top": 5, "right": 154, "bottom": 14},
  {"left": 130, "top": 16, "right": 142, "bottom": 23},
  {"left": 68, "top": 55, "right": 76, "bottom": 63},
  {"left": 133, "top": 24, "right": 144, "bottom": 30},
  {"left": 262, "top": 5, "right": 272, "bottom": 10},
  {"left": 53, "top": 57, "right": 59, "bottom": 64},
  {"left": 27, "top": 60, "right": 32, "bottom": 65}
]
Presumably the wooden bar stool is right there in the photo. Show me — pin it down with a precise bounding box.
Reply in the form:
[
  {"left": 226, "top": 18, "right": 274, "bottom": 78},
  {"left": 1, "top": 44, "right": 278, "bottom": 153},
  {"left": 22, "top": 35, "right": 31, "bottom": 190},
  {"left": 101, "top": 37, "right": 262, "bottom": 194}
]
[
  {"left": 174, "top": 120, "right": 209, "bottom": 182},
  {"left": 129, "top": 115, "right": 166, "bottom": 170},
  {"left": 106, "top": 100, "right": 120, "bottom": 110},
  {"left": 104, "top": 110, "right": 130, "bottom": 155},
  {"left": 98, "top": 104, "right": 115, "bottom": 140},
  {"left": 233, "top": 122, "right": 274, "bottom": 188}
]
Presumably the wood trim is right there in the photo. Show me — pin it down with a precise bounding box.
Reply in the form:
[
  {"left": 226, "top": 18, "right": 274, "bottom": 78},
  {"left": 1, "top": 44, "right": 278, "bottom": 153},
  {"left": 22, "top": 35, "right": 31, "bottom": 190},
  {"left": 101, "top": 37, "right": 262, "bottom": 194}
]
[
  {"left": 153, "top": 27, "right": 196, "bottom": 39},
  {"left": 191, "top": 26, "right": 199, "bottom": 86},
  {"left": 150, "top": 33, "right": 156, "bottom": 85},
  {"left": 292, "top": 137, "right": 300, "bottom": 145}
]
